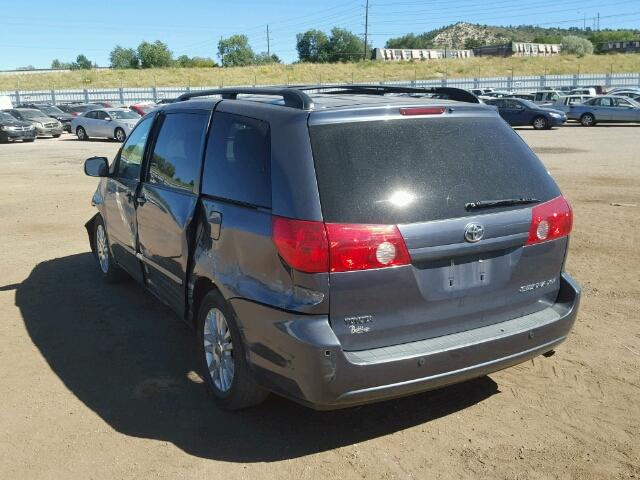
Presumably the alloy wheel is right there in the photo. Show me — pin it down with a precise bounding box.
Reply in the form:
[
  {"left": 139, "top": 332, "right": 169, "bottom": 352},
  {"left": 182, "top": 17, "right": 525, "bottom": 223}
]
[
  {"left": 203, "top": 308, "right": 235, "bottom": 392},
  {"left": 95, "top": 224, "right": 109, "bottom": 273}
]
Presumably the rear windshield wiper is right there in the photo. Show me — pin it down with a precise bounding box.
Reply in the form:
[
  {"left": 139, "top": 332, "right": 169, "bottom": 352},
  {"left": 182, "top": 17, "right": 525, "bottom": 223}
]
[{"left": 465, "top": 198, "right": 540, "bottom": 210}]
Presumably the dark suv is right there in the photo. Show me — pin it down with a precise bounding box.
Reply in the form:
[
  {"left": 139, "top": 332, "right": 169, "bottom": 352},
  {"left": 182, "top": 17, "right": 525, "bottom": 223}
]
[{"left": 83, "top": 85, "right": 581, "bottom": 410}]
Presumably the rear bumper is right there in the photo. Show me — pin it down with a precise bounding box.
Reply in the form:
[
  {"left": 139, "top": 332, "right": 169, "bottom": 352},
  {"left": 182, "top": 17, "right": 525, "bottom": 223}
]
[
  {"left": 233, "top": 272, "right": 580, "bottom": 410},
  {"left": 35, "top": 126, "right": 63, "bottom": 136}
]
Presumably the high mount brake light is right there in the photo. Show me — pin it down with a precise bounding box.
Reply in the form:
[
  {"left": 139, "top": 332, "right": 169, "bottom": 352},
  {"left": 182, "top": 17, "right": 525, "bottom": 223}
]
[
  {"left": 399, "top": 107, "right": 446, "bottom": 116},
  {"left": 526, "top": 195, "right": 573, "bottom": 245},
  {"left": 272, "top": 217, "right": 411, "bottom": 273}
]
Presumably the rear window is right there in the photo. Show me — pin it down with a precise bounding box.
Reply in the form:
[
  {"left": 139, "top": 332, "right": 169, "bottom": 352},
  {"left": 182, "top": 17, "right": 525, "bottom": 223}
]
[{"left": 309, "top": 117, "right": 560, "bottom": 224}]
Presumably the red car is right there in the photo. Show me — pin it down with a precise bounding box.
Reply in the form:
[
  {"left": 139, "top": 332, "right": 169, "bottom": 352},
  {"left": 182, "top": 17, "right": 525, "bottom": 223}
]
[{"left": 129, "top": 103, "right": 157, "bottom": 116}]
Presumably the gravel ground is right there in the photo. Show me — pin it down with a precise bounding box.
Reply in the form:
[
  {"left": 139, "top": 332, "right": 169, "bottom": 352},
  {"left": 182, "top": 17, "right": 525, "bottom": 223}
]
[{"left": 0, "top": 124, "right": 639, "bottom": 480}]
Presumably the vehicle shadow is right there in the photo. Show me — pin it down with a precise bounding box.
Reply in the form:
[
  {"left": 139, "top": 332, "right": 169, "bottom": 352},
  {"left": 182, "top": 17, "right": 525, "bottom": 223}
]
[{"left": 13, "top": 253, "right": 498, "bottom": 462}]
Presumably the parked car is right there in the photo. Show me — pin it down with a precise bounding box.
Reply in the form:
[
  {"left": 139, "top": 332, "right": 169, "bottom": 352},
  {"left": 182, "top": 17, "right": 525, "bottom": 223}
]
[
  {"left": 484, "top": 98, "right": 567, "bottom": 129},
  {"left": 17, "top": 103, "right": 73, "bottom": 132},
  {"left": 82, "top": 85, "right": 580, "bottom": 411},
  {"left": 0, "top": 95, "right": 12, "bottom": 109},
  {"left": 610, "top": 91, "right": 640, "bottom": 102},
  {"left": 0, "top": 110, "right": 37, "bottom": 143},
  {"left": 129, "top": 103, "right": 157, "bottom": 116},
  {"left": 71, "top": 108, "right": 140, "bottom": 142},
  {"left": 532, "top": 90, "right": 562, "bottom": 104},
  {"left": 607, "top": 87, "right": 640, "bottom": 95},
  {"left": 568, "top": 95, "right": 640, "bottom": 126},
  {"left": 58, "top": 103, "right": 102, "bottom": 117},
  {"left": 2, "top": 108, "right": 63, "bottom": 137},
  {"left": 482, "top": 91, "right": 514, "bottom": 98},
  {"left": 568, "top": 87, "right": 597, "bottom": 96},
  {"left": 547, "top": 95, "right": 594, "bottom": 114},
  {"left": 511, "top": 93, "right": 535, "bottom": 101}
]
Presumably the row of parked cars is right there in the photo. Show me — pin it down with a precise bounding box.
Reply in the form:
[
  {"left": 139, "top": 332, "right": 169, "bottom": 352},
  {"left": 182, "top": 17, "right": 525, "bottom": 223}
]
[
  {"left": 0, "top": 100, "right": 160, "bottom": 143},
  {"left": 471, "top": 86, "right": 640, "bottom": 129}
]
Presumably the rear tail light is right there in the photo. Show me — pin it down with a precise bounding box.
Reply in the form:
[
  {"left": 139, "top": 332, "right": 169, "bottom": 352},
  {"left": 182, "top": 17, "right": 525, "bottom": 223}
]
[
  {"left": 325, "top": 223, "right": 410, "bottom": 272},
  {"left": 272, "top": 217, "right": 411, "bottom": 273},
  {"left": 526, "top": 195, "right": 573, "bottom": 245},
  {"left": 272, "top": 217, "right": 329, "bottom": 273}
]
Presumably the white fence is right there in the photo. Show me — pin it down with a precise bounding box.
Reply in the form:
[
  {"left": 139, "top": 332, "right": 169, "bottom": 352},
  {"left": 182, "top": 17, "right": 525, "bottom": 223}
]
[{"left": 2, "top": 72, "right": 639, "bottom": 105}]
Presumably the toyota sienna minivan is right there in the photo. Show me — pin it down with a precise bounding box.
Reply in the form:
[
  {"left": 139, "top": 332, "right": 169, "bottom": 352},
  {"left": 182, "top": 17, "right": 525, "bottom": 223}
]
[{"left": 83, "top": 85, "right": 581, "bottom": 410}]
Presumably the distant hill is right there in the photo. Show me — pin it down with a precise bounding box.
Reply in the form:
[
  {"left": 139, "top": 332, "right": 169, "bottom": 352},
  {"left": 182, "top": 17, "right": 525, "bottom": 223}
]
[{"left": 385, "top": 22, "right": 639, "bottom": 50}]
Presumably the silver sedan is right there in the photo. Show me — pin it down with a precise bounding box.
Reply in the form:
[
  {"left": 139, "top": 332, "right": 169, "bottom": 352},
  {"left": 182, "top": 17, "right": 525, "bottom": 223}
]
[
  {"left": 71, "top": 108, "right": 140, "bottom": 142},
  {"left": 569, "top": 95, "right": 640, "bottom": 126}
]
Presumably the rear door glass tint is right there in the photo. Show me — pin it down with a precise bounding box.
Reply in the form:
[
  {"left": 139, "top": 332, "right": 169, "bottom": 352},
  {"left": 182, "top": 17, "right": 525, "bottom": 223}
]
[{"left": 202, "top": 112, "right": 271, "bottom": 208}]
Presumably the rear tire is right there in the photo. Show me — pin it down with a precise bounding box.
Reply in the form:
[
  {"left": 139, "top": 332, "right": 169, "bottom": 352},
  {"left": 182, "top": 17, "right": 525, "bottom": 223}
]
[
  {"left": 196, "top": 290, "right": 268, "bottom": 410},
  {"left": 53, "top": 134, "right": 61, "bottom": 138},
  {"left": 24, "top": 139, "right": 35, "bottom": 143},
  {"left": 93, "top": 216, "right": 127, "bottom": 283},
  {"left": 580, "top": 113, "right": 595, "bottom": 126},
  {"left": 532, "top": 116, "right": 548, "bottom": 130},
  {"left": 76, "top": 126, "right": 88, "bottom": 141},
  {"left": 114, "top": 128, "right": 126, "bottom": 143}
]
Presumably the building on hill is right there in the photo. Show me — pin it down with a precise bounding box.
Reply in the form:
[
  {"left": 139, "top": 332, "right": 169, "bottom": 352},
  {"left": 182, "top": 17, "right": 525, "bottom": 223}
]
[
  {"left": 372, "top": 48, "right": 474, "bottom": 61},
  {"left": 600, "top": 40, "right": 640, "bottom": 54},
  {"left": 473, "top": 42, "right": 561, "bottom": 57}
]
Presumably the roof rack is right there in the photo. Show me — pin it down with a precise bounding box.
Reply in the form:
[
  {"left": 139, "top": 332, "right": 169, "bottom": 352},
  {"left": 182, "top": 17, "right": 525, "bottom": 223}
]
[
  {"left": 292, "top": 84, "right": 479, "bottom": 104},
  {"left": 176, "top": 87, "right": 314, "bottom": 110},
  {"left": 175, "top": 84, "right": 479, "bottom": 110}
]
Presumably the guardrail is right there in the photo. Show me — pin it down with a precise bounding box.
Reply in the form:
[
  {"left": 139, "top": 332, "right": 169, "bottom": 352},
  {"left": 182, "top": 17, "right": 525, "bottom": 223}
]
[{"left": 2, "top": 72, "right": 639, "bottom": 105}]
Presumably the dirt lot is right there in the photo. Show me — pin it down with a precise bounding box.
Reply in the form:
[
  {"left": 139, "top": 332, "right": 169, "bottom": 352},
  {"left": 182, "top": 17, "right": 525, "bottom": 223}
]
[{"left": 1, "top": 125, "right": 639, "bottom": 480}]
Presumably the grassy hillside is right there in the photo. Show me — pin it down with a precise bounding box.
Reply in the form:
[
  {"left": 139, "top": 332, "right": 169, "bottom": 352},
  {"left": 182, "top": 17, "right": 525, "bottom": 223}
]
[{"left": 1, "top": 54, "right": 639, "bottom": 92}]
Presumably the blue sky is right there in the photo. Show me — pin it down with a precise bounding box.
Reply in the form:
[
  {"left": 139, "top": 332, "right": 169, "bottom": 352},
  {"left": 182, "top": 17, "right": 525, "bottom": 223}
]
[{"left": 1, "top": 0, "right": 638, "bottom": 69}]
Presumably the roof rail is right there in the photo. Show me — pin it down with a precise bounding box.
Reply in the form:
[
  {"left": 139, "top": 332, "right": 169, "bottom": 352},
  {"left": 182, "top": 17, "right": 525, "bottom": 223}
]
[
  {"left": 176, "top": 87, "right": 314, "bottom": 110},
  {"left": 292, "top": 84, "right": 480, "bottom": 103}
]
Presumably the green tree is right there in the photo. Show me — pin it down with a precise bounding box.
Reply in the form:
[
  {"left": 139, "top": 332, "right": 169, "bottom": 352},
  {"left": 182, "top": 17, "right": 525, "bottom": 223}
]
[
  {"left": 589, "top": 30, "right": 638, "bottom": 52},
  {"left": 296, "top": 29, "right": 329, "bottom": 63},
  {"left": 137, "top": 41, "right": 173, "bottom": 68},
  {"left": 561, "top": 35, "right": 594, "bottom": 57},
  {"left": 386, "top": 33, "right": 434, "bottom": 49},
  {"left": 217, "top": 35, "right": 255, "bottom": 67},
  {"left": 51, "top": 59, "right": 72, "bottom": 69},
  {"left": 71, "top": 54, "right": 92, "bottom": 70},
  {"left": 254, "top": 52, "right": 281, "bottom": 65},
  {"left": 175, "top": 55, "right": 217, "bottom": 68},
  {"left": 110, "top": 46, "right": 139, "bottom": 69},
  {"left": 326, "top": 27, "right": 367, "bottom": 62},
  {"left": 464, "top": 38, "right": 484, "bottom": 49}
]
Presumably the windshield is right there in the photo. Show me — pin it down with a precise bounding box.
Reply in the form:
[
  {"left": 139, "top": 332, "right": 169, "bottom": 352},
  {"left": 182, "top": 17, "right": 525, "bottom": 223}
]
[
  {"left": 38, "top": 105, "right": 64, "bottom": 115},
  {"left": 309, "top": 116, "right": 560, "bottom": 224},
  {"left": 109, "top": 110, "right": 139, "bottom": 120},
  {"left": 19, "top": 109, "right": 46, "bottom": 119},
  {"left": 0, "top": 112, "right": 16, "bottom": 122}
]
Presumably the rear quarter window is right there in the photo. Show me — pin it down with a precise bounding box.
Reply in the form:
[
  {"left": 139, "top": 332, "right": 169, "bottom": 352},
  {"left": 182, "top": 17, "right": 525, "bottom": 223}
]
[{"left": 201, "top": 112, "right": 271, "bottom": 208}]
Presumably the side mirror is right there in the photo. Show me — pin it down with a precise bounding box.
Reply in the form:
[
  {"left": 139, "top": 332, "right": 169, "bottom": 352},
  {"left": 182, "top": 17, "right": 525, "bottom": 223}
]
[
  {"left": 84, "top": 156, "right": 109, "bottom": 177},
  {"left": 104, "top": 117, "right": 112, "bottom": 121}
]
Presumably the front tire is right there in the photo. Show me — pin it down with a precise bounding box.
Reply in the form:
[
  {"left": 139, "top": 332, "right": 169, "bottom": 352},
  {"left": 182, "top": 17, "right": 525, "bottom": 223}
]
[
  {"left": 532, "top": 116, "right": 548, "bottom": 130},
  {"left": 580, "top": 113, "right": 596, "bottom": 126},
  {"left": 197, "top": 290, "right": 268, "bottom": 410},
  {"left": 114, "top": 128, "right": 126, "bottom": 143},
  {"left": 76, "top": 126, "right": 88, "bottom": 141},
  {"left": 53, "top": 134, "right": 61, "bottom": 138},
  {"left": 93, "top": 216, "right": 126, "bottom": 283}
]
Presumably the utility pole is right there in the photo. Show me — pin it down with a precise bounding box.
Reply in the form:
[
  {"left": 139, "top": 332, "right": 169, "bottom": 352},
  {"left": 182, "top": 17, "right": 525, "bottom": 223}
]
[
  {"left": 267, "top": 24, "right": 270, "bottom": 56},
  {"left": 597, "top": 12, "right": 600, "bottom": 31},
  {"left": 363, "top": 0, "right": 369, "bottom": 61}
]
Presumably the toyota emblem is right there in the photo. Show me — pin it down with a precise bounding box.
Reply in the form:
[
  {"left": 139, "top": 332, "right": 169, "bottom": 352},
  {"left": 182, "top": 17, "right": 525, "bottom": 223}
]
[{"left": 464, "top": 223, "right": 484, "bottom": 243}]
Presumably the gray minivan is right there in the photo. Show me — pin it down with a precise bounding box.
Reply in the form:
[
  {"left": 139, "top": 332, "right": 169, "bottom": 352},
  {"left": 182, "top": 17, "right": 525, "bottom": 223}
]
[{"left": 83, "top": 85, "right": 580, "bottom": 410}]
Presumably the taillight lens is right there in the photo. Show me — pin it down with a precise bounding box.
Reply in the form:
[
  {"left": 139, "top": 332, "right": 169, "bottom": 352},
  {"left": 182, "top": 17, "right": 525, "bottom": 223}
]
[
  {"left": 325, "top": 223, "right": 411, "bottom": 272},
  {"left": 272, "top": 217, "right": 329, "bottom": 273},
  {"left": 526, "top": 196, "right": 573, "bottom": 245},
  {"left": 272, "top": 217, "right": 411, "bottom": 273}
]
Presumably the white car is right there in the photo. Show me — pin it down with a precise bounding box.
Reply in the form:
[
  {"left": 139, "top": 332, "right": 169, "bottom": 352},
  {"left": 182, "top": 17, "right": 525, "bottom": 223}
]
[{"left": 71, "top": 108, "right": 140, "bottom": 142}]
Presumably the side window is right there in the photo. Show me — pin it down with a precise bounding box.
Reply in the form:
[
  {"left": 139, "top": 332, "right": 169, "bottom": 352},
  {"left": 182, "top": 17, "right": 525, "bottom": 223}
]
[
  {"left": 202, "top": 112, "right": 271, "bottom": 208},
  {"left": 116, "top": 116, "right": 154, "bottom": 181},
  {"left": 85, "top": 111, "right": 96, "bottom": 119},
  {"left": 600, "top": 98, "right": 612, "bottom": 107},
  {"left": 95, "top": 111, "right": 108, "bottom": 120},
  {"left": 147, "top": 113, "right": 209, "bottom": 193},
  {"left": 614, "top": 98, "right": 630, "bottom": 107}
]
